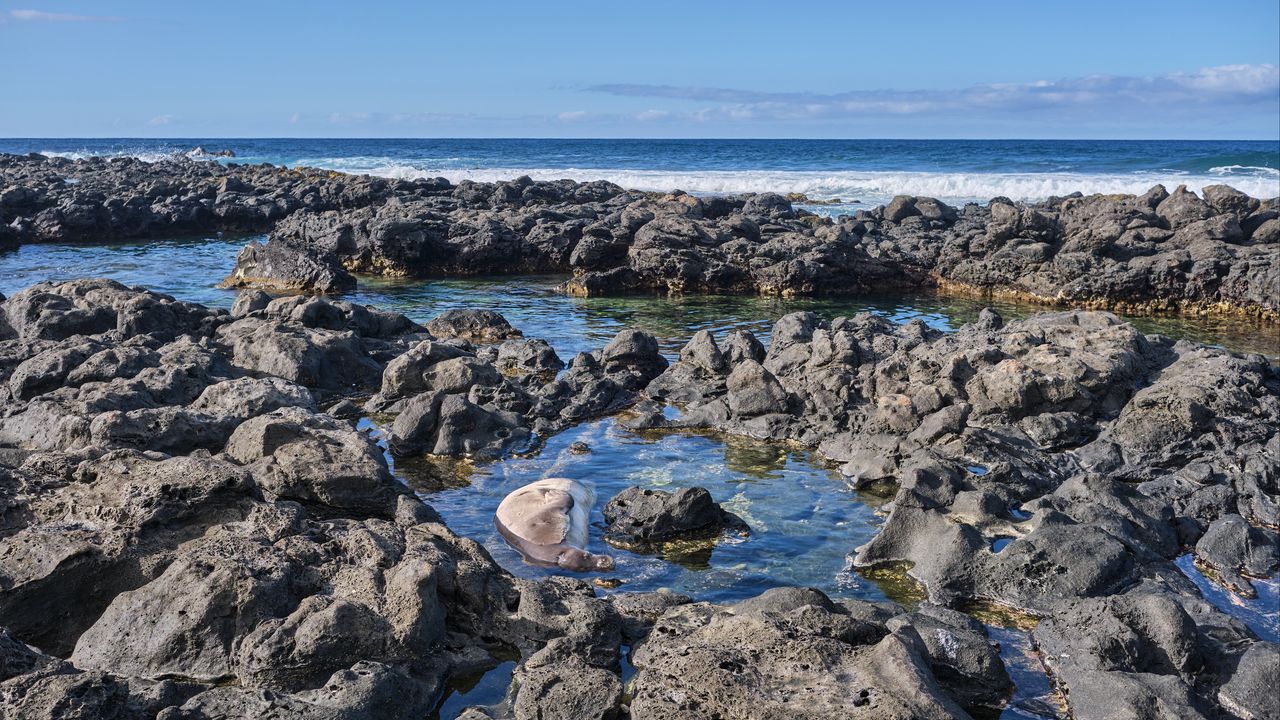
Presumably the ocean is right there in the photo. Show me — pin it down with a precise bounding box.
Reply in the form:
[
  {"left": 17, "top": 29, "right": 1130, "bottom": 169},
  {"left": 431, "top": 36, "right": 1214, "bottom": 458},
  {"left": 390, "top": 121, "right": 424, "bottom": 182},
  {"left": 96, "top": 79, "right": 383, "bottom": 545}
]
[{"left": 2, "top": 138, "right": 1277, "bottom": 210}]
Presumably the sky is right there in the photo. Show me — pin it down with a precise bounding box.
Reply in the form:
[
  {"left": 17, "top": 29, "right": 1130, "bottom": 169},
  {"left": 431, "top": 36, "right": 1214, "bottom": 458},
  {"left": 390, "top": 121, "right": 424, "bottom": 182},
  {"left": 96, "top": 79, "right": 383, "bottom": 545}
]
[{"left": 1, "top": 0, "right": 1277, "bottom": 139}]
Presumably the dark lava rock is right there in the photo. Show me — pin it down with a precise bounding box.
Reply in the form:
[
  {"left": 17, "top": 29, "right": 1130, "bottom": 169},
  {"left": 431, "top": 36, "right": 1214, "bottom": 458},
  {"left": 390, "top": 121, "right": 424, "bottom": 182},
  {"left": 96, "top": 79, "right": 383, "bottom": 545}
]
[
  {"left": 0, "top": 276, "right": 1275, "bottom": 720},
  {"left": 641, "top": 308, "right": 1280, "bottom": 718},
  {"left": 425, "top": 308, "right": 522, "bottom": 343},
  {"left": 629, "top": 587, "right": 966, "bottom": 719},
  {"left": 602, "top": 486, "right": 749, "bottom": 550},
  {"left": 4, "top": 153, "right": 1275, "bottom": 319}
]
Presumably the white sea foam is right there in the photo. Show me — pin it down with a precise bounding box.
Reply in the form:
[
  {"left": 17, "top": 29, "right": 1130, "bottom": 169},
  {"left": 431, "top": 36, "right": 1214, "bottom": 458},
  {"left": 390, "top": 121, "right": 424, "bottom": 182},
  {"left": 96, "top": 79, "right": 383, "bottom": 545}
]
[
  {"left": 1209, "top": 164, "right": 1280, "bottom": 177},
  {"left": 312, "top": 161, "right": 1280, "bottom": 205},
  {"left": 37, "top": 148, "right": 217, "bottom": 163},
  {"left": 29, "top": 149, "right": 1280, "bottom": 205}
]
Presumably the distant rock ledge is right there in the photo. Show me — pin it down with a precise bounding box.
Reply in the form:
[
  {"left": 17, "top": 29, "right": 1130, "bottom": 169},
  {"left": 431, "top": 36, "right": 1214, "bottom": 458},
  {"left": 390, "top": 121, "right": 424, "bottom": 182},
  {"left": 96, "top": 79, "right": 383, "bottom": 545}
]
[{"left": 1, "top": 152, "right": 1276, "bottom": 321}]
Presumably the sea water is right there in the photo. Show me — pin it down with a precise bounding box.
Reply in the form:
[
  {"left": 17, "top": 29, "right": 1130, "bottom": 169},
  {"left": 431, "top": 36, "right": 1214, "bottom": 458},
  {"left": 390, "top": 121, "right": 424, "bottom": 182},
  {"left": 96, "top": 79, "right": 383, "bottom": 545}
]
[{"left": 3, "top": 138, "right": 1277, "bottom": 214}]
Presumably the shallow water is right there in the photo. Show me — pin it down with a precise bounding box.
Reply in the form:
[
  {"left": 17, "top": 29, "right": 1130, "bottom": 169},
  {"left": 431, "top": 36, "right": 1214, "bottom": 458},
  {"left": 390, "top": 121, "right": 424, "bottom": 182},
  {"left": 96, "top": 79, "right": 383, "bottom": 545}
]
[
  {"left": 1175, "top": 554, "right": 1280, "bottom": 643},
  {"left": 429, "top": 659, "right": 515, "bottom": 720},
  {"left": 385, "top": 416, "right": 893, "bottom": 605},
  {"left": 5, "top": 235, "right": 1275, "bottom": 715},
  {"left": 986, "top": 626, "right": 1066, "bottom": 720},
  {"left": 2, "top": 238, "right": 1276, "bottom": 359}
]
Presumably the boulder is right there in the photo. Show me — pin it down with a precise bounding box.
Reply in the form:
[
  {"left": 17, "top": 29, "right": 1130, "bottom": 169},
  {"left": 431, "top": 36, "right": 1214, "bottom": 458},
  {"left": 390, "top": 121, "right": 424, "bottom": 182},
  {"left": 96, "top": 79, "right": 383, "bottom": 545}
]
[{"left": 602, "top": 486, "right": 749, "bottom": 550}]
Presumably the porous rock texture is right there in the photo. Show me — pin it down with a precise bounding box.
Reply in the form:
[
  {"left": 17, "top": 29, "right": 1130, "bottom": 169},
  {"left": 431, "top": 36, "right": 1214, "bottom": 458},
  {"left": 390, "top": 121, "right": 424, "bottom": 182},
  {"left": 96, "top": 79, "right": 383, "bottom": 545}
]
[
  {"left": 0, "top": 278, "right": 1275, "bottom": 719},
  {"left": 3, "top": 153, "right": 1276, "bottom": 321},
  {"left": 637, "top": 307, "right": 1280, "bottom": 719},
  {"left": 0, "top": 275, "right": 1039, "bottom": 717}
]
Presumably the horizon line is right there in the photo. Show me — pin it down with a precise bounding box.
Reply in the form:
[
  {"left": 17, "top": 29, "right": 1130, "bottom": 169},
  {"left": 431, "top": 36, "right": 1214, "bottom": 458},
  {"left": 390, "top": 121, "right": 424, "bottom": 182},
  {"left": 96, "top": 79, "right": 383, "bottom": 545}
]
[{"left": 3, "top": 136, "right": 1279, "bottom": 143}]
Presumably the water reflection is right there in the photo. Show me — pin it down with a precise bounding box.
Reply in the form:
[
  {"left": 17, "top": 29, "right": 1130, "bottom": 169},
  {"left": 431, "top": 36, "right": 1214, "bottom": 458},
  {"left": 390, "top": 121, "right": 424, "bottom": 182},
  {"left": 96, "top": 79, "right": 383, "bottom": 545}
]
[
  {"left": 3, "top": 238, "right": 1276, "bottom": 359},
  {"left": 429, "top": 659, "right": 515, "bottom": 720},
  {"left": 397, "top": 417, "right": 891, "bottom": 605},
  {"left": 1175, "top": 554, "right": 1279, "bottom": 642}
]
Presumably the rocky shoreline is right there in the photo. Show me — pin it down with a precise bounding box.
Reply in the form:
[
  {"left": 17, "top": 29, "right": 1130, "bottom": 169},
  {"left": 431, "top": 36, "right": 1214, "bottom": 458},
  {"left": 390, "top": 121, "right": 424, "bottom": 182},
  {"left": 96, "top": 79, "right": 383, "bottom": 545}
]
[
  {"left": 2, "top": 152, "right": 1277, "bottom": 322},
  {"left": 0, "top": 277, "right": 1275, "bottom": 719}
]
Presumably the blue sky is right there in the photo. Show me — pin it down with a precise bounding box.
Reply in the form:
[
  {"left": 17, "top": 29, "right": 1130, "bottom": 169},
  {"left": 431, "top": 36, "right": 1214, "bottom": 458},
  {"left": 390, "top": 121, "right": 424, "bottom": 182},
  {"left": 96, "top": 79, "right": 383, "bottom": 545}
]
[{"left": 1, "top": 0, "right": 1277, "bottom": 138}]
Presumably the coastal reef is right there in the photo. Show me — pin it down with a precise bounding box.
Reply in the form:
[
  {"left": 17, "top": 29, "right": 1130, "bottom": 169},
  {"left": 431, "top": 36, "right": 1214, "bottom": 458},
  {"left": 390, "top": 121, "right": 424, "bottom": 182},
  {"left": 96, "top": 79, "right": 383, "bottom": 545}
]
[
  {"left": 0, "top": 278, "right": 1275, "bottom": 719},
  {"left": 1, "top": 152, "right": 1277, "bottom": 320}
]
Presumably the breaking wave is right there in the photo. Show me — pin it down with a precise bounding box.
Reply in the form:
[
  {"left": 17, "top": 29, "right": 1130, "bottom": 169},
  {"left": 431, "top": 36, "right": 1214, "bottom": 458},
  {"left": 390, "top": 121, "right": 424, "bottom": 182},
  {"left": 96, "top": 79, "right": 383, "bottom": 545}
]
[{"left": 310, "top": 161, "right": 1280, "bottom": 205}]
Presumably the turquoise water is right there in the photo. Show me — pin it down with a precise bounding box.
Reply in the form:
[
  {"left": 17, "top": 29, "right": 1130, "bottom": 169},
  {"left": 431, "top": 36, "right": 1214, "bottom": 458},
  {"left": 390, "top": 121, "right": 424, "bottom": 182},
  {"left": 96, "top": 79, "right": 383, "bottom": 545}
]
[{"left": 2, "top": 239, "right": 1276, "bottom": 359}]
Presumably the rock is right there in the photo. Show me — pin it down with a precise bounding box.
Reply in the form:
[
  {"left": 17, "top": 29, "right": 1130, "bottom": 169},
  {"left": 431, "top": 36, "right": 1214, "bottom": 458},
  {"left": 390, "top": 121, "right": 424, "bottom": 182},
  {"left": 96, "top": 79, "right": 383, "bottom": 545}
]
[
  {"left": 884, "top": 195, "right": 921, "bottom": 223},
  {"left": 901, "top": 605, "right": 1010, "bottom": 710},
  {"left": 511, "top": 637, "right": 622, "bottom": 720},
  {"left": 1194, "top": 514, "right": 1280, "bottom": 596},
  {"left": 218, "top": 317, "right": 383, "bottom": 392},
  {"left": 628, "top": 587, "right": 968, "bottom": 719},
  {"left": 1202, "top": 184, "right": 1259, "bottom": 217},
  {"left": 225, "top": 407, "right": 408, "bottom": 517},
  {"left": 428, "top": 394, "right": 530, "bottom": 459},
  {"left": 426, "top": 309, "right": 522, "bottom": 343},
  {"left": 725, "top": 359, "right": 788, "bottom": 417},
  {"left": 1033, "top": 588, "right": 1236, "bottom": 720},
  {"left": 1156, "top": 185, "right": 1214, "bottom": 230},
  {"left": 1218, "top": 642, "right": 1280, "bottom": 720},
  {"left": 600, "top": 329, "right": 667, "bottom": 382},
  {"left": 325, "top": 398, "right": 362, "bottom": 419},
  {"left": 602, "top": 486, "right": 749, "bottom": 550},
  {"left": 496, "top": 338, "right": 564, "bottom": 377},
  {"left": 231, "top": 289, "right": 272, "bottom": 317},
  {"left": 222, "top": 237, "right": 356, "bottom": 294}
]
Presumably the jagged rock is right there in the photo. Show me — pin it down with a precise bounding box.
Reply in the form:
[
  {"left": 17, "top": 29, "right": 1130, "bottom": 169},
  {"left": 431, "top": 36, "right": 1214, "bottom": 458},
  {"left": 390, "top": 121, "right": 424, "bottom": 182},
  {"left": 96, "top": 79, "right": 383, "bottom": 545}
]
[
  {"left": 426, "top": 309, "right": 522, "bottom": 343},
  {"left": 225, "top": 407, "right": 408, "bottom": 517},
  {"left": 628, "top": 587, "right": 967, "bottom": 719},
  {"left": 222, "top": 237, "right": 356, "bottom": 294},
  {"left": 602, "top": 486, "right": 749, "bottom": 550}
]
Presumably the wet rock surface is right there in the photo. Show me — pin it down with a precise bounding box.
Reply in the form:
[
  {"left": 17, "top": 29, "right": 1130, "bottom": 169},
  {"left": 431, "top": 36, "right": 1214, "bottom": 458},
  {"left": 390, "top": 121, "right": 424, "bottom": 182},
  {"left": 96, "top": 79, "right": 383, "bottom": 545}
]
[
  {"left": 0, "top": 277, "right": 1276, "bottom": 719},
  {"left": 602, "top": 486, "right": 750, "bottom": 550},
  {"left": 3, "top": 153, "right": 1276, "bottom": 322},
  {"left": 640, "top": 307, "right": 1280, "bottom": 719}
]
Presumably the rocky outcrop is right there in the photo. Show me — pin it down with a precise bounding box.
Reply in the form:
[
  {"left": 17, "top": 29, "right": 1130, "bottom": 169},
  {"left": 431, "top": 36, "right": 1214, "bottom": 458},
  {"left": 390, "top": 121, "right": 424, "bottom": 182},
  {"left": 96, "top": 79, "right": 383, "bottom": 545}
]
[
  {"left": 0, "top": 152, "right": 415, "bottom": 244},
  {"left": 636, "top": 308, "right": 1280, "bottom": 718},
  {"left": 629, "top": 588, "right": 974, "bottom": 719},
  {"left": 6, "top": 153, "right": 1273, "bottom": 320},
  {"left": 375, "top": 328, "right": 669, "bottom": 460},
  {"left": 861, "top": 185, "right": 1280, "bottom": 320},
  {"left": 0, "top": 277, "right": 1276, "bottom": 719}
]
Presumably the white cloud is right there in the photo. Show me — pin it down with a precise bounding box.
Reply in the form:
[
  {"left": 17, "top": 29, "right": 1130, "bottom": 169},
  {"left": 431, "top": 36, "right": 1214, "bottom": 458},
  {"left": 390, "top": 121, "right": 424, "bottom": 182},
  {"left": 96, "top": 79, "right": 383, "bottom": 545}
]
[
  {"left": 634, "top": 109, "right": 670, "bottom": 121},
  {"left": 10, "top": 9, "right": 121, "bottom": 22},
  {"left": 557, "top": 110, "right": 589, "bottom": 122},
  {"left": 586, "top": 64, "right": 1280, "bottom": 122},
  {"left": 325, "top": 111, "right": 474, "bottom": 125},
  {"left": 147, "top": 114, "right": 175, "bottom": 126}
]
